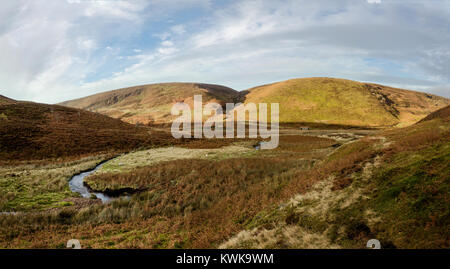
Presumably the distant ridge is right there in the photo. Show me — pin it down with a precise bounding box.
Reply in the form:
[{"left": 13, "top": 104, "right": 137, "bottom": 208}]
[
  {"left": 59, "top": 78, "right": 450, "bottom": 127},
  {"left": 59, "top": 83, "right": 237, "bottom": 124}
]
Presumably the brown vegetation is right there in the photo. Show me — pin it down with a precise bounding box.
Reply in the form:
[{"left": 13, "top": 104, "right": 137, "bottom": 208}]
[
  {"left": 1, "top": 88, "right": 448, "bottom": 249},
  {"left": 418, "top": 105, "right": 450, "bottom": 123},
  {"left": 59, "top": 78, "right": 449, "bottom": 127},
  {"left": 0, "top": 100, "right": 176, "bottom": 164},
  {"left": 0, "top": 95, "right": 16, "bottom": 105},
  {"left": 59, "top": 83, "right": 237, "bottom": 124},
  {"left": 0, "top": 156, "right": 314, "bottom": 248},
  {"left": 222, "top": 110, "right": 450, "bottom": 249},
  {"left": 0, "top": 132, "right": 340, "bottom": 248}
]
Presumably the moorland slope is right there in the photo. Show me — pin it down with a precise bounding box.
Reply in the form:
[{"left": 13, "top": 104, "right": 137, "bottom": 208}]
[
  {"left": 1, "top": 97, "right": 448, "bottom": 248},
  {"left": 243, "top": 77, "right": 449, "bottom": 127},
  {"left": 418, "top": 105, "right": 450, "bottom": 123},
  {"left": 221, "top": 103, "right": 450, "bottom": 249},
  {"left": 59, "top": 83, "right": 237, "bottom": 124},
  {"left": 60, "top": 78, "right": 449, "bottom": 128},
  {"left": 0, "top": 98, "right": 172, "bottom": 163}
]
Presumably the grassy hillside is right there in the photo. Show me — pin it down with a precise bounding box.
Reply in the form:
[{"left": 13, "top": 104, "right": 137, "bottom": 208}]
[
  {"left": 0, "top": 98, "right": 174, "bottom": 164},
  {"left": 59, "top": 78, "right": 448, "bottom": 127},
  {"left": 221, "top": 107, "right": 450, "bottom": 249},
  {"left": 243, "top": 77, "right": 449, "bottom": 127},
  {"left": 59, "top": 83, "right": 237, "bottom": 124}
]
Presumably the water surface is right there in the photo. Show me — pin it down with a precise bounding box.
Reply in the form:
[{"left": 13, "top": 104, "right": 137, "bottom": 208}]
[{"left": 68, "top": 163, "right": 112, "bottom": 203}]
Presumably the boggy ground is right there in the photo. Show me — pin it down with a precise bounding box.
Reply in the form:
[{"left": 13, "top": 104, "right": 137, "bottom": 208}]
[
  {"left": 0, "top": 155, "right": 112, "bottom": 212},
  {"left": 0, "top": 128, "right": 357, "bottom": 248},
  {"left": 0, "top": 118, "right": 448, "bottom": 249},
  {"left": 221, "top": 116, "right": 450, "bottom": 249}
]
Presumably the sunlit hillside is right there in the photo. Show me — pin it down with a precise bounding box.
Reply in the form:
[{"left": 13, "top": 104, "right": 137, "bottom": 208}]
[
  {"left": 59, "top": 83, "right": 237, "bottom": 124},
  {"left": 243, "top": 77, "right": 449, "bottom": 127}
]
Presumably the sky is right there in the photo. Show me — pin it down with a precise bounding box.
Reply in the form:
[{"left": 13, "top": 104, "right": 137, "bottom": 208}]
[{"left": 0, "top": 0, "right": 449, "bottom": 103}]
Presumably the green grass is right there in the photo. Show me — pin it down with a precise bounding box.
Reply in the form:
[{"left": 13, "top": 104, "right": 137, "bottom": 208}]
[
  {"left": 0, "top": 156, "right": 107, "bottom": 211},
  {"left": 96, "top": 143, "right": 257, "bottom": 174},
  {"left": 245, "top": 78, "right": 399, "bottom": 126},
  {"left": 368, "top": 143, "right": 450, "bottom": 248},
  {"left": 324, "top": 126, "right": 449, "bottom": 248}
]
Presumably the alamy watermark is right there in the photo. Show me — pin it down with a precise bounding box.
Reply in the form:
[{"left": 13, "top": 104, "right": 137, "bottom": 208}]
[{"left": 170, "top": 95, "right": 279, "bottom": 149}]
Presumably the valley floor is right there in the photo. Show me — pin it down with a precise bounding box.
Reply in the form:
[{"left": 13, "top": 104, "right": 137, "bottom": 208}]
[{"left": 0, "top": 122, "right": 448, "bottom": 249}]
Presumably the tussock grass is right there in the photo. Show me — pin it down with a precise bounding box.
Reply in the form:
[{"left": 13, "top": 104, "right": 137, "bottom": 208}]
[
  {"left": 0, "top": 155, "right": 110, "bottom": 211},
  {"left": 0, "top": 157, "right": 315, "bottom": 248},
  {"left": 222, "top": 116, "right": 450, "bottom": 249},
  {"left": 0, "top": 132, "right": 339, "bottom": 248},
  {"left": 96, "top": 144, "right": 255, "bottom": 175}
]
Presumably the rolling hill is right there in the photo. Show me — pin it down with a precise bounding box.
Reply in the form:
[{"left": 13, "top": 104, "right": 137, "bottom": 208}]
[
  {"left": 0, "top": 97, "right": 173, "bottom": 163},
  {"left": 1, "top": 86, "right": 449, "bottom": 248},
  {"left": 243, "top": 77, "right": 450, "bottom": 127},
  {"left": 60, "top": 78, "right": 449, "bottom": 128},
  {"left": 59, "top": 83, "right": 238, "bottom": 124}
]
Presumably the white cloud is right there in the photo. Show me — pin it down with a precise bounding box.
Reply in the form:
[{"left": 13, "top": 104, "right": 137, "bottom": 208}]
[
  {"left": 1, "top": 0, "right": 450, "bottom": 103},
  {"left": 0, "top": 0, "right": 152, "bottom": 102},
  {"left": 171, "top": 24, "right": 186, "bottom": 35},
  {"left": 79, "top": 0, "right": 147, "bottom": 21},
  {"left": 77, "top": 38, "right": 97, "bottom": 51},
  {"left": 157, "top": 46, "right": 178, "bottom": 55},
  {"left": 162, "top": 40, "right": 174, "bottom": 47}
]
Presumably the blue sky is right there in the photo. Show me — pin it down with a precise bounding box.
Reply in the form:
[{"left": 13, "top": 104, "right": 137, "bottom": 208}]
[{"left": 0, "top": 0, "right": 449, "bottom": 103}]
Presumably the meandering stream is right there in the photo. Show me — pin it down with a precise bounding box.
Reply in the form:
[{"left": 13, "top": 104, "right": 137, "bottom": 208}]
[{"left": 68, "top": 162, "right": 113, "bottom": 203}]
